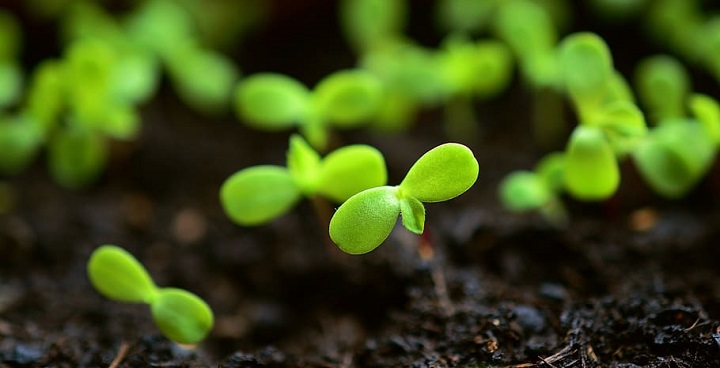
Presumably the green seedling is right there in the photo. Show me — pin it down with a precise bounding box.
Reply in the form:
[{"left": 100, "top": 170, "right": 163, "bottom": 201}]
[
  {"left": 437, "top": 0, "right": 499, "bottom": 35},
  {"left": 492, "top": 0, "right": 559, "bottom": 87},
  {"left": 499, "top": 152, "right": 567, "bottom": 224},
  {"left": 340, "top": 0, "right": 407, "bottom": 52},
  {"left": 635, "top": 55, "right": 690, "bottom": 123},
  {"left": 0, "top": 114, "right": 42, "bottom": 175},
  {"left": 221, "top": 135, "right": 387, "bottom": 226},
  {"left": 87, "top": 245, "right": 214, "bottom": 344},
  {"left": 633, "top": 119, "right": 716, "bottom": 198},
  {"left": 235, "top": 70, "right": 383, "bottom": 149},
  {"left": 0, "top": 10, "right": 22, "bottom": 108},
  {"left": 564, "top": 125, "right": 620, "bottom": 201},
  {"left": 329, "top": 143, "right": 478, "bottom": 255},
  {"left": 558, "top": 32, "right": 615, "bottom": 122}
]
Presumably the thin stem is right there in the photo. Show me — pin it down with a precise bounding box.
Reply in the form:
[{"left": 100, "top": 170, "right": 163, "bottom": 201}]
[{"left": 419, "top": 229, "right": 454, "bottom": 316}]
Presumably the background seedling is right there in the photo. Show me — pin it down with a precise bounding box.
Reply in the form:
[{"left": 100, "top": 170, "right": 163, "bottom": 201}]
[
  {"left": 87, "top": 245, "right": 214, "bottom": 344},
  {"left": 329, "top": 143, "right": 478, "bottom": 255},
  {"left": 234, "top": 70, "right": 383, "bottom": 150},
  {"left": 221, "top": 135, "right": 387, "bottom": 226}
]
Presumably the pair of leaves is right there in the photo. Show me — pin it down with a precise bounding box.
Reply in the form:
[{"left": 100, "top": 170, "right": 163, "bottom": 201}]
[
  {"left": 329, "top": 143, "right": 478, "bottom": 255},
  {"left": 220, "top": 135, "right": 387, "bottom": 226},
  {"left": 87, "top": 245, "right": 214, "bottom": 344},
  {"left": 235, "top": 70, "right": 383, "bottom": 149}
]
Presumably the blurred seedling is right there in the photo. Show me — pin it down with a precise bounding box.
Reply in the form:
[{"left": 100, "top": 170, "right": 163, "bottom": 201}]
[
  {"left": 87, "top": 245, "right": 214, "bottom": 345},
  {"left": 220, "top": 134, "right": 387, "bottom": 227},
  {"left": 234, "top": 70, "right": 383, "bottom": 150}
]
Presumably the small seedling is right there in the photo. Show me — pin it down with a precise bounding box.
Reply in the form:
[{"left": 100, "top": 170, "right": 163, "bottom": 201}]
[
  {"left": 329, "top": 143, "right": 478, "bottom": 254},
  {"left": 235, "top": 69, "right": 383, "bottom": 149},
  {"left": 87, "top": 245, "right": 214, "bottom": 345},
  {"left": 635, "top": 55, "right": 690, "bottom": 123},
  {"left": 220, "top": 134, "right": 387, "bottom": 226}
]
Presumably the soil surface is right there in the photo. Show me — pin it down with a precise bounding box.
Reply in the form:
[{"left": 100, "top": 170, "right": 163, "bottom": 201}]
[{"left": 3, "top": 1, "right": 720, "bottom": 367}]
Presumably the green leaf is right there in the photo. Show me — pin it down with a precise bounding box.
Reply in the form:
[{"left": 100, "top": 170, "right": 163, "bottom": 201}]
[
  {"left": 111, "top": 49, "right": 159, "bottom": 105},
  {"left": 437, "top": 0, "right": 496, "bottom": 34},
  {"left": 48, "top": 129, "right": 108, "bottom": 189},
  {"left": 151, "top": 288, "right": 214, "bottom": 344},
  {"left": 563, "top": 125, "right": 619, "bottom": 201},
  {"left": 474, "top": 40, "right": 513, "bottom": 98},
  {"left": 633, "top": 121, "right": 715, "bottom": 198},
  {"left": 312, "top": 70, "right": 383, "bottom": 128},
  {"left": 234, "top": 73, "right": 309, "bottom": 131},
  {"left": 689, "top": 93, "right": 720, "bottom": 146},
  {"left": 635, "top": 55, "right": 689, "bottom": 122},
  {"left": 499, "top": 171, "right": 552, "bottom": 212},
  {"left": 493, "top": 0, "right": 556, "bottom": 62},
  {"left": 0, "top": 10, "right": 20, "bottom": 61},
  {"left": 0, "top": 115, "right": 41, "bottom": 175},
  {"left": 534, "top": 152, "right": 565, "bottom": 192},
  {"left": 220, "top": 166, "right": 301, "bottom": 226},
  {"left": 558, "top": 32, "right": 614, "bottom": 120},
  {"left": 590, "top": 100, "right": 647, "bottom": 156},
  {"left": 25, "top": 60, "right": 65, "bottom": 133},
  {"left": 167, "top": 45, "right": 239, "bottom": 114},
  {"left": 126, "top": 0, "right": 194, "bottom": 58},
  {"left": 287, "top": 134, "right": 321, "bottom": 193},
  {"left": 87, "top": 245, "right": 159, "bottom": 304},
  {"left": 317, "top": 144, "right": 387, "bottom": 203},
  {"left": 399, "top": 143, "right": 479, "bottom": 202},
  {"left": 399, "top": 196, "right": 425, "bottom": 234},
  {"left": 329, "top": 186, "right": 400, "bottom": 255},
  {"left": 340, "top": 0, "right": 406, "bottom": 51},
  {"left": 0, "top": 62, "right": 22, "bottom": 109}
]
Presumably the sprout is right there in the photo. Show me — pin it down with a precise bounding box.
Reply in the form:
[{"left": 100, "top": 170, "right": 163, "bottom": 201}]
[
  {"left": 220, "top": 135, "right": 387, "bottom": 226},
  {"left": 558, "top": 32, "right": 614, "bottom": 122},
  {"left": 87, "top": 245, "right": 214, "bottom": 344},
  {"left": 563, "top": 125, "right": 620, "bottom": 201},
  {"left": 329, "top": 143, "right": 478, "bottom": 255},
  {"left": 633, "top": 120, "right": 716, "bottom": 199},
  {"left": 0, "top": 114, "right": 41, "bottom": 175},
  {"left": 234, "top": 70, "right": 383, "bottom": 149},
  {"left": 340, "top": 0, "right": 407, "bottom": 52},
  {"left": 635, "top": 55, "right": 690, "bottom": 123}
]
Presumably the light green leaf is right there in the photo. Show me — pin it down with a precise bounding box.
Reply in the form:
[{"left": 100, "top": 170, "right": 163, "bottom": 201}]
[
  {"left": 689, "top": 93, "right": 720, "bottom": 146},
  {"left": 220, "top": 166, "right": 301, "bottom": 226},
  {"left": 168, "top": 46, "right": 239, "bottom": 114},
  {"left": 329, "top": 186, "right": 400, "bottom": 255},
  {"left": 48, "top": 129, "right": 108, "bottom": 189},
  {"left": 535, "top": 152, "right": 565, "bottom": 192},
  {"left": 437, "top": 0, "right": 496, "bottom": 34},
  {"left": 591, "top": 100, "right": 647, "bottom": 156},
  {"left": 399, "top": 196, "right": 425, "bottom": 234},
  {"left": 234, "top": 73, "right": 309, "bottom": 131},
  {"left": 151, "top": 288, "right": 214, "bottom": 344},
  {"left": 340, "top": 0, "right": 406, "bottom": 51},
  {"left": 25, "top": 60, "right": 65, "bottom": 133},
  {"left": 0, "top": 115, "right": 41, "bottom": 175},
  {"left": 0, "top": 62, "right": 22, "bottom": 108},
  {"left": 633, "top": 121, "right": 715, "bottom": 198},
  {"left": 299, "top": 114, "right": 330, "bottom": 151},
  {"left": 558, "top": 32, "right": 614, "bottom": 120},
  {"left": 474, "top": 40, "right": 513, "bottom": 98},
  {"left": 399, "top": 143, "right": 479, "bottom": 202},
  {"left": 635, "top": 55, "right": 689, "bottom": 122},
  {"left": 563, "top": 125, "right": 619, "bottom": 201},
  {"left": 493, "top": 0, "right": 556, "bottom": 62},
  {"left": 312, "top": 70, "right": 383, "bottom": 128},
  {"left": 317, "top": 144, "right": 387, "bottom": 203},
  {"left": 499, "top": 171, "right": 552, "bottom": 212},
  {"left": 287, "top": 134, "right": 321, "bottom": 193},
  {"left": 87, "top": 245, "right": 159, "bottom": 304}
]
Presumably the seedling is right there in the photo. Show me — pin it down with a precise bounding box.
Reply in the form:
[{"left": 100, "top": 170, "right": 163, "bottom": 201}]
[
  {"left": 234, "top": 70, "right": 383, "bottom": 149},
  {"left": 635, "top": 55, "right": 690, "bottom": 123},
  {"left": 220, "top": 135, "right": 387, "bottom": 226},
  {"left": 340, "top": 0, "right": 407, "bottom": 52},
  {"left": 329, "top": 143, "right": 478, "bottom": 255},
  {"left": 87, "top": 245, "right": 214, "bottom": 344}
]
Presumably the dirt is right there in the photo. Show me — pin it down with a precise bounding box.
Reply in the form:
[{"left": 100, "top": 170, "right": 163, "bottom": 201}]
[{"left": 3, "top": 1, "right": 720, "bottom": 367}]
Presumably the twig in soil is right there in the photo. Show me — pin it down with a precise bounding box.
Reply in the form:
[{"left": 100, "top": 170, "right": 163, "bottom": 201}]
[
  {"left": 108, "top": 341, "right": 129, "bottom": 368},
  {"left": 419, "top": 230, "right": 455, "bottom": 317}
]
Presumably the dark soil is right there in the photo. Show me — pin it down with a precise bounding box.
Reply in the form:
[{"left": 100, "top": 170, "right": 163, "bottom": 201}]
[{"left": 3, "top": 1, "right": 720, "bottom": 367}]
